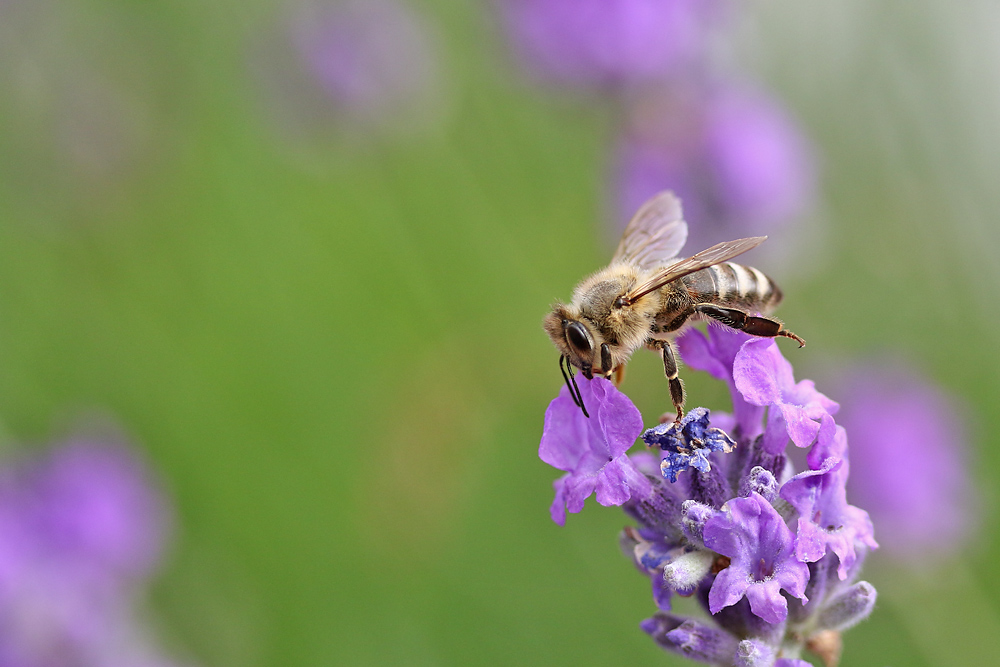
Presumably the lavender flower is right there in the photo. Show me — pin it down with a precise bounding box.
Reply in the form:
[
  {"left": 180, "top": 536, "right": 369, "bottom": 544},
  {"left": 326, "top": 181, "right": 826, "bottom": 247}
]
[
  {"left": 539, "top": 376, "right": 651, "bottom": 525},
  {"left": 704, "top": 492, "right": 809, "bottom": 623},
  {"left": 0, "top": 438, "right": 184, "bottom": 666},
  {"left": 734, "top": 337, "right": 838, "bottom": 454},
  {"left": 836, "top": 364, "right": 976, "bottom": 560},
  {"left": 613, "top": 83, "right": 816, "bottom": 252},
  {"left": 538, "top": 331, "right": 877, "bottom": 665},
  {"left": 499, "top": 0, "right": 723, "bottom": 87}
]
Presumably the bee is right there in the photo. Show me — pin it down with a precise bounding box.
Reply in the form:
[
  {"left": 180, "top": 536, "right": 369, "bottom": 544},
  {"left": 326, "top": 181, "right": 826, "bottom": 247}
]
[{"left": 543, "top": 191, "right": 804, "bottom": 421}]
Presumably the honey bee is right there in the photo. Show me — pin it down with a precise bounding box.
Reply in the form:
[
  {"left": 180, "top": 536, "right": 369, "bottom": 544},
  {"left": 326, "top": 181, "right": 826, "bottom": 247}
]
[{"left": 544, "top": 191, "right": 804, "bottom": 421}]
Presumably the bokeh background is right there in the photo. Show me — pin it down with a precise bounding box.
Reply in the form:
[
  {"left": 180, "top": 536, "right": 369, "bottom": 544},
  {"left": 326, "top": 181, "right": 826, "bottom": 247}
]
[{"left": 0, "top": 1, "right": 998, "bottom": 665}]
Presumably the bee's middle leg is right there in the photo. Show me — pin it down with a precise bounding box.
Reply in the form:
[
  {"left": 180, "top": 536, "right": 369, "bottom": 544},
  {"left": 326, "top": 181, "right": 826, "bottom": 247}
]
[
  {"left": 695, "top": 304, "right": 805, "bottom": 347},
  {"left": 655, "top": 340, "right": 685, "bottom": 423}
]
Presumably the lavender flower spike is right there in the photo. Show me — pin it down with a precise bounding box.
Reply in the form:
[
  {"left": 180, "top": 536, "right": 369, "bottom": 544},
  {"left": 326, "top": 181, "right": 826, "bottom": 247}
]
[
  {"left": 539, "top": 300, "right": 877, "bottom": 664},
  {"left": 703, "top": 492, "right": 809, "bottom": 623},
  {"left": 540, "top": 376, "right": 651, "bottom": 525}
]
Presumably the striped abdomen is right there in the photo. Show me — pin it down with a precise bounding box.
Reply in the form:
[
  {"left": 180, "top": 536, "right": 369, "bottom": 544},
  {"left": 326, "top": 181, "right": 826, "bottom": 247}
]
[{"left": 682, "top": 262, "right": 783, "bottom": 313}]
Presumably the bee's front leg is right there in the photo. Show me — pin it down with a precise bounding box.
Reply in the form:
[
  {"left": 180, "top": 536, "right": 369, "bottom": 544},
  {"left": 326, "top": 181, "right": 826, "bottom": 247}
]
[
  {"left": 653, "top": 340, "right": 685, "bottom": 423},
  {"left": 599, "top": 343, "right": 629, "bottom": 387}
]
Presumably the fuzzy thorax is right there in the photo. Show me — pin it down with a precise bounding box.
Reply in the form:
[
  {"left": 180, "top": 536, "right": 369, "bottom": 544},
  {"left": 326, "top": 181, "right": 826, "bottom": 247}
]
[{"left": 544, "top": 263, "right": 663, "bottom": 375}]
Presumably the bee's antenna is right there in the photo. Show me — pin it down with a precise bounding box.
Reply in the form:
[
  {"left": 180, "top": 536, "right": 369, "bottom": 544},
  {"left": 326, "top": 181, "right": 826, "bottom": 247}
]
[{"left": 559, "top": 355, "right": 590, "bottom": 418}]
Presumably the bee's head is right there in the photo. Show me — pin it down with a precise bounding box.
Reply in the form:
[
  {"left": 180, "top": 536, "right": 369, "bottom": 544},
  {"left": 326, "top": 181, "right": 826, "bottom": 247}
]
[{"left": 543, "top": 305, "right": 606, "bottom": 379}]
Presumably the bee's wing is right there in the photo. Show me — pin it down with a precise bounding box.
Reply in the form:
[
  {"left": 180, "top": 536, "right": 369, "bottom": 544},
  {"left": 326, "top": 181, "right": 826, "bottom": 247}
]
[
  {"left": 611, "top": 191, "right": 688, "bottom": 269},
  {"left": 625, "top": 236, "right": 768, "bottom": 303}
]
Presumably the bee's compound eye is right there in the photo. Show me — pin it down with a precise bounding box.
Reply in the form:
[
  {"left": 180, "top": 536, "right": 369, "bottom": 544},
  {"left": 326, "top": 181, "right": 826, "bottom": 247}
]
[{"left": 566, "top": 321, "right": 592, "bottom": 354}]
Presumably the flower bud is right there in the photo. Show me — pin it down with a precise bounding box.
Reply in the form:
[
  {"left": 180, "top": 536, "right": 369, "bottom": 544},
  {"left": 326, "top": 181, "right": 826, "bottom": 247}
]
[
  {"left": 818, "top": 581, "right": 877, "bottom": 632},
  {"left": 642, "top": 613, "right": 739, "bottom": 664},
  {"left": 663, "top": 549, "right": 715, "bottom": 596}
]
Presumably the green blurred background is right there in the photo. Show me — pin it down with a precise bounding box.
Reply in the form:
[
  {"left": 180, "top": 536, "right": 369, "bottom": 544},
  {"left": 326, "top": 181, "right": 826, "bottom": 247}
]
[{"left": 1, "top": 1, "right": 998, "bottom": 665}]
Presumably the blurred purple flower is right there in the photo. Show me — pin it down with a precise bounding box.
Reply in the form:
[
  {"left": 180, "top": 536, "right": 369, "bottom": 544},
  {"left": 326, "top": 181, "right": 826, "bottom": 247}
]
[
  {"left": 613, "top": 83, "right": 816, "bottom": 251},
  {"left": 836, "top": 364, "right": 976, "bottom": 559},
  {"left": 499, "top": 0, "right": 724, "bottom": 87},
  {"left": 0, "top": 1, "right": 158, "bottom": 208},
  {"left": 540, "top": 376, "right": 651, "bottom": 525},
  {"left": 0, "top": 438, "right": 182, "bottom": 666},
  {"left": 31, "top": 441, "right": 167, "bottom": 577},
  {"left": 703, "top": 492, "right": 809, "bottom": 623},
  {"left": 292, "top": 0, "right": 439, "bottom": 117},
  {"left": 253, "top": 0, "right": 444, "bottom": 140}
]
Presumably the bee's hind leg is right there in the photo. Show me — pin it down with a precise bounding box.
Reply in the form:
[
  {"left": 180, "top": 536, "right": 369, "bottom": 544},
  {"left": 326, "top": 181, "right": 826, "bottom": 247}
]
[
  {"left": 655, "top": 340, "right": 685, "bottom": 424},
  {"left": 695, "top": 304, "right": 805, "bottom": 347}
]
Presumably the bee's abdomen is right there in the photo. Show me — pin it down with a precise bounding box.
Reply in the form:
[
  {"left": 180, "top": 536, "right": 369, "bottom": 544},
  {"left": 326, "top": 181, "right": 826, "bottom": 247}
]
[{"left": 683, "top": 262, "right": 783, "bottom": 313}]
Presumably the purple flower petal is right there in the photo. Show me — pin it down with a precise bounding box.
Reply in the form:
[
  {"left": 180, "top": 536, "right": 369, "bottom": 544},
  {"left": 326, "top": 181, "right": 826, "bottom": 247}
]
[
  {"left": 742, "top": 576, "right": 791, "bottom": 627},
  {"left": 780, "top": 457, "right": 878, "bottom": 579},
  {"left": 778, "top": 402, "right": 824, "bottom": 449},
  {"left": 807, "top": 414, "right": 844, "bottom": 470},
  {"left": 540, "top": 377, "right": 650, "bottom": 523},
  {"left": 549, "top": 474, "right": 570, "bottom": 526},
  {"left": 677, "top": 327, "right": 764, "bottom": 438},
  {"left": 704, "top": 493, "right": 809, "bottom": 623},
  {"left": 676, "top": 327, "right": 731, "bottom": 381},
  {"left": 734, "top": 338, "right": 785, "bottom": 405},
  {"left": 596, "top": 454, "right": 651, "bottom": 506},
  {"left": 734, "top": 338, "right": 838, "bottom": 453}
]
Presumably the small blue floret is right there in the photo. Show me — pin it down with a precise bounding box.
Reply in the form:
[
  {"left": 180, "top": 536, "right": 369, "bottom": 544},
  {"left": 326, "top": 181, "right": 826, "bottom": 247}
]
[{"left": 642, "top": 408, "right": 736, "bottom": 483}]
